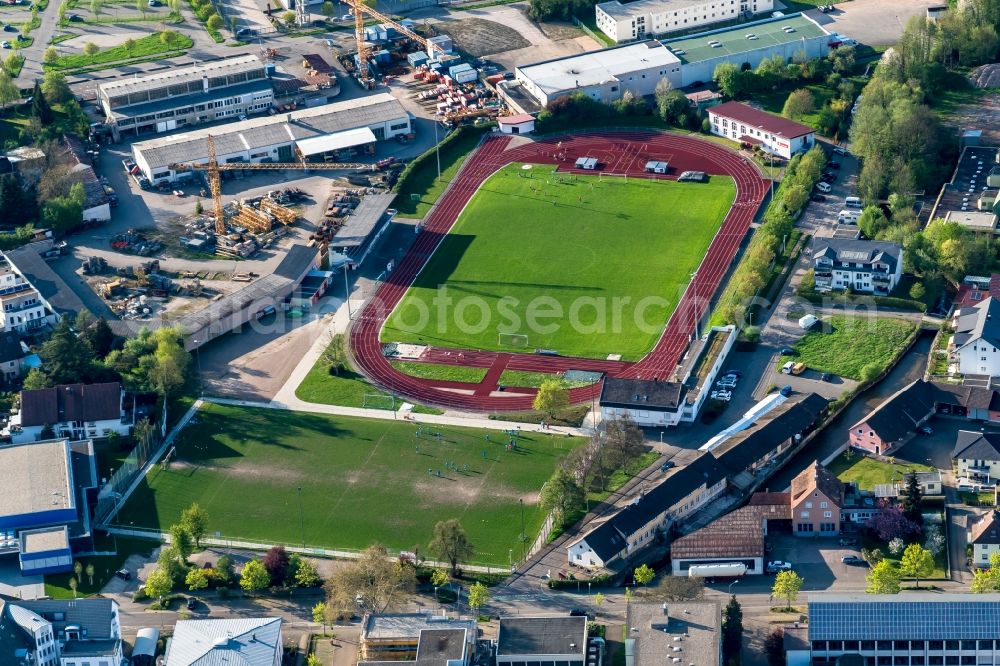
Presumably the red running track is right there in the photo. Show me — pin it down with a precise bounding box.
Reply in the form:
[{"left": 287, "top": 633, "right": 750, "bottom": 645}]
[{"left": 349, "top": 130, "right": 768, "bottom": 411}]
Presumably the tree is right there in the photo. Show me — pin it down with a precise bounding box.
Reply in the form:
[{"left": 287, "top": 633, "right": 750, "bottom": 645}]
[
  {"left": 533, "top": 379, "right": 569, "bottom": 417},
  {"left": 714, "top": 62, "right": 745, "bottom": 98},
  {"left": 312, "top": 601, "right": 327, "bottom": 631},
  {"left": 229, "top": 15, "right": 238, "bottom": 34},
  {"left": 281, "top": 9, "right": 295, "bottom": 23},
  {"left": 77, "top": 313, "right": 114, "bottom": 358},
  {"left": 764, "top": 629, "right": 784, "bottom": 666},
  {"left": 909, "top": 282, "right": 926, "bottom": 301},
  {"left": 123, "top": 38, "right": 136, "bottom": 58},
  {"left": 539, "top": 468, "right": 585, "bottom": 522},
  {"left": 42, "top": 70, "right": 71, "bottom": 104},
  {"left": 295, "top": 559, "right": 321, "bottom": 588},
  {"left": 888, "top": 537, "right": 905, "bottom": 555},
  {"left": 468, "top": 581, "right": 490, "bottom": 614},
  {"left": 772, "top": 570, "right": 803, "bottom": 610},
  {"left": 858, "top": 205, "right": 890, "bottom": 239},
  {"left": 186, "top": 568, "right": 209, "bottom": 591},
  {"left": 321, "top": 0, "right": 334, "bottom": 18},
  {"left": 31, "top": 82, "right": 53, "bottom": 124},
  {"left": 263, "top": 545, "right": 291, "bottom": 586},
  {"left": 157, "top": 545, "right": 186, "bottom": 584},
  {"left": 83, "top": 42, "right": 100, "bottom": 63},
  {"left": 429, "top": 519, "right": 474, "bottom": 576},
  {"left": 0, "top": 71, "right": 18, "bottom": 110},
  {"left": 901, "top": 471, "right": 924, "bottom": 524},
  {"left": 206, "top": 13, "right": 223, "bottom": 30},
  {"left": 866, "top": 500, "right": 921, "bottom": 541},
  {"left": 322, "top": 334, "right": 347, "bottom": 375},
  {"left": 594, "top": 592, "right": 605, "bottom": 610},
  {"left": 240, "top": 559, "right": 271, "bottom": 594},
  {"left": 721, "top": 595, "right": 743, "bottom": 666},
  {"left": 651, "top": 575, "right": 704, "bottom": 601},
  {"left": 216, "top": 555, "right": 235, "bottom": 584},
  {"left": 782, "top": 89, "right": 815, "bottom": 120},
  {"left": 145, "top": 567, "right": 174, "bottom": 599},
  {"left": 41, "top": 195, "right": 83, "bottom": 234},
  {"left": 899, "top": 543, "right": 934, "bottom": 589},
  {"left": 43, "top": 46, "right": 58, "bottom": 65},
  {"left": 73, "top": 560, "right": 83, "bottom": 582},
  {"left": 633, "top": 563, "right": 655, "bottom": 588},
  {"left": 68, "top": 577, "right": 78, "bottom": 597},
  {"left": 85, "top": 562, "right": 95, "bottom": 585},
  {"left": 151, "top": 327, "right": 190, "bottom": 398},
  {"left": 865, "top": 560, "right": 901, "bottom": 594},
  {"left": 430, "top": 568, "right": 450, "bottom": 590},
  {"left": 90, "top": 0, "right": 101, "bottom": 14},
  {"left": 971, "top": 566, "right": 1000, "bottom": 593},
  {"left": 179, "top": 503, "right": 209, "bottom": 548},
  {"left": 924, "top": 525, "right": 946, "bottom": 557},
  {"left": 160, "top": 29, "right": 178, "bottom": 47},
  {"left": 324, "top": 544, "right": 415, "bottom": 617},
  {"left": 169, "top": 523, "right": 193, "bottom": 561},
  {"left": 135, "top": 0, "right": 146, "bottom": 15}
]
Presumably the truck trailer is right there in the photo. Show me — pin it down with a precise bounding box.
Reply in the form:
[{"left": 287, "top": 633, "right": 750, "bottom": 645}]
[{"left": 687, "top": 563, "right": 748, "bottom": 578}]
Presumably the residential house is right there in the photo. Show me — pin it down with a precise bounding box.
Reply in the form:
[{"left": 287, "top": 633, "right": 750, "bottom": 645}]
[
  {"left": 874, "top": 470, "right": 943, "bottom": 499},
  {"left": 669, "top": 492, "right": 790, "bottom": 575},
  {"left": 359, "top": 614, "right": 476, "bottom": 663},
  {"left": 495, "top": 616, "right": 587, "bottom": 666},
  {"left": 954, "top": 274, "right": 1000, "bottom": 310},
  {"left": 5, "top": 382, "right": 129, "bottom": 443},
  {"left": 811, "top": 239, "right": 904, "bottom": 295},
  {"left": 953, "top": 430, "right": 1000, "bottom": 484},
  {"left": 848, "top": 379, "right": 937, "bottom": 455},
  {"left": 708, "top": 101, "right": 815, "bottom": 159},
  {"left": 165, "top": 617, "right": 282, "bottom": 666},
  {"left": 566, "top": 453, "right": 726, "bottom": 568},
  {"left": 0, "top": 329, "right": 28, "bottom": 382},
  {"left": 0, "top": 597, "right": 123, "bottom": 666},
  {"left": 952, "top": 296, "right": 1000, "bottom": 377},
  {"left": 968, "top": 510, "right": 1000, "bottom": 567},
  {"left": 785, "top": 593, "right": 1000, "bottom": 666},
  {"left": 791, "top": 461, "right": 845, "bottom": 536}
]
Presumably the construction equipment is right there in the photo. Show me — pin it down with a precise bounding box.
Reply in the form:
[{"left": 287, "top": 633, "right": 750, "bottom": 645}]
[
  {"left": 347, "top": 0, "right": 444, "bottom": 87},
  {"left": 170, "top": 137, "right": 375, "bottom": 241}
]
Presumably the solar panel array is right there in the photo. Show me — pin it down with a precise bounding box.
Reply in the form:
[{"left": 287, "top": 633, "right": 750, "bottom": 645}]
[
  {"left": 811, "top": 600, "right": 1000, "bottom": 641},
  {"left": 838, "top": 250, "right": 871, "bottom": 261}
]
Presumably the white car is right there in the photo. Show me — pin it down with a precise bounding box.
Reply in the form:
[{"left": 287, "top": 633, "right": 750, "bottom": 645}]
[
  {"left": 766, "top": 561, "right": 792, "bottom": 573},
  {"left": 710, "top": 390, "right": 732, "bottom": 402},
  {"left": 815, "top": 181, "right": 832, "bottom": 193},
  {"left": 716, "top": 379, "right": 737, "bottom": 388}
]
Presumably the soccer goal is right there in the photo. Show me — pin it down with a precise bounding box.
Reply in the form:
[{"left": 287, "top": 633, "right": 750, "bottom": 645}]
[
  {"left": 498, "top": 332, "right": 529, "bottom": 349},
  {"left": 363, "top": 393, "right": 397, "bottom": 410}
]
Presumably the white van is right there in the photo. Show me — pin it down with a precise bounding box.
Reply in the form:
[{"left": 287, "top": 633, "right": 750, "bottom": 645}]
[
  {"left": 838, "top": 210, "right": 860, "bottom": 224},
  {"left": 798, "top": 314, "right": 818, "bottom": 330},
  {"left": 816, "top": 182, "right": 832, "bottom": 193},
  {"left": 845, "top": 196, "right": 862, "bottom": 208}
]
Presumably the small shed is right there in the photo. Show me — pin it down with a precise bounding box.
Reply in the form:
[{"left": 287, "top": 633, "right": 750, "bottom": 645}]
[
  {"left": 407, "top": 51, "right": 428, "bottom": 67},
  {"left": 449, "top": 63, "right": 478, "bottom": 84},
  {"left": 427, "top": 34, "right": 453, "bottom": 57},
  {"left": 644, "top": 160, "right": 669, "bottom": 174},
  {"left": 497, "top": 114, "right": 535, "bottom": 135},
  {"left": 575, "top": 157, "right": 598, "bottom": 170}
]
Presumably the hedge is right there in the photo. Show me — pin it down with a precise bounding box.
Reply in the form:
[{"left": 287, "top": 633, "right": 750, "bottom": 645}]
[
  {"left": 392, "top": 123, "right": 490, "bottom": 201},
  {"left": 798, "top": 290, "right": 927, "bottom": 312},
  {"left": 547, "top": 573, "right": 612, "bottom": 589}
]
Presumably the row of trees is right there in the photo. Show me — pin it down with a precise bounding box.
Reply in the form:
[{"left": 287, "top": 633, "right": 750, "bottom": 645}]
[
  {"left": 714, "top": 145, "right": 826, "bottom": 326},
  {"left": 714, "top": 47, "right": 855, "bottom": 100},
  {"left": 535, "top": 85, "right": 711, "bottom": 135}
]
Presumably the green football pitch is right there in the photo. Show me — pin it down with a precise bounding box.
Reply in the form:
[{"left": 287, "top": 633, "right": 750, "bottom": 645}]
[
  {"left": 382, "top": 164, "right": 736, "bottom": 360},
  {"left": 115, "top": 403, "right": 583, "bottom": 567}
]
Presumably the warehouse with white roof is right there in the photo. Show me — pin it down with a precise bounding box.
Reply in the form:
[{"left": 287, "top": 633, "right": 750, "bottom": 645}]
[{"left": 130, "top": 93, "right": 411, "bottom": 184}]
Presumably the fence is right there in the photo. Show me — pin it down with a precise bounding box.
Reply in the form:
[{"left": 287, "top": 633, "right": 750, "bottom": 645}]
[
  {"left": 106, "top": 525, "right": 505, "bottom": 574},
  {"left": 571, "top": 16, "right": 607, "bottom": 46}
]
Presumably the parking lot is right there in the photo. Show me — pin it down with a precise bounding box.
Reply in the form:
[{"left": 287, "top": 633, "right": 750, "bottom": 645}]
[
  {"left": 805, "top": 0, "right": 946, "bottom": 47},
  {"left": 766, "top": 531, "right": 869, "bottom": 592}
]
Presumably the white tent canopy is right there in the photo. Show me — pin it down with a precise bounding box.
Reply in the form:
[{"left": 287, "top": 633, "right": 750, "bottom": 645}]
[{"left": 296, "top": 127, "right": 376, "bottom": 157}]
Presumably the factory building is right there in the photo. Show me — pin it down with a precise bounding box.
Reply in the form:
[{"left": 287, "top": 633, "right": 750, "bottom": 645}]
[
  {"left": 596, "top": 0, "right": 774, "bottom": 44},
  {"left": 505, "top": 13, "right": 832, "bottom": 111},
  {"left": 130, "top": 93, "right": 411, "bottom": 185},
  {"left": 98, "top": 55, "right": 274, "bottom": 138}
]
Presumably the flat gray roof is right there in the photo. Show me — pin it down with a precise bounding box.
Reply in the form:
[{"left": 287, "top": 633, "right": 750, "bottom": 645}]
[
  {"left": 629, "top": 602, "right": 720, "bottom": 666},
  {"left": 21, "top": 525, "right": 69, "bottom": 554},
  {"left": 99, "top": 55, "right": 263, "bottom": 98},
  {"left": 0, "top": 440, "right": 74, "bottom": 520},
  {"left": 518, "top": 41, "right": 679, "bottom": 97},
  {"left": 109, "top": 79, "right": 273, "bottom": 121},
  {"left": 598, "top": 0, "right": 716, "bottom": 20},
  {"left": 663, "top": 14, "right": 828, "bottom": 65},
  {"left": 334, "top": 192, "right": 396, "bottom": 248},
  {"left": 363, "top": 614, "right": 476, "bottom": 640},
  {"left": 133, "top": 93, "right": 408, "bottom": 171},
  {"left": 497, "top": 616, "right": 587, "bottom": 657}
]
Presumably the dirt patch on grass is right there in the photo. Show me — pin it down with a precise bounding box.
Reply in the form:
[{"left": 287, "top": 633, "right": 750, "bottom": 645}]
[
  {"left": 412, "top": 478, "right": 539, "bottom": 507},
  {"left": 943, "top": 91, "right": 1000, "bottom": 145},
  {"left": 536, "top": 19, "right": 583, "bottom": 41},
  {"left": 174, "top": 459, "right": 307, "bottom": 484},
  {"left": 434, "top": 18, "right": 530, "bottom": 57}
]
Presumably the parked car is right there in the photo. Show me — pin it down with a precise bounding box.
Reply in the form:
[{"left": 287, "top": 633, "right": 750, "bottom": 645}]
[
  {"left": 779, "top": 347, "right": 797, "bottom": 356},
  {"left": 815, "top": 181, "right": 832, "bottom": 193},
  {"left": 236, "top": 27, "right": 257, "bottom": 37},
  {"left": 780, "top": 385, "right": 793, "bottom": 397},
  {"left": 791, "top": 362, "right": 807, "bottom": 375},
  {"left": 660, "top": 461, "right": 675, "bottom": 472},
  {"left": 0, "top": 41, "right": 10, "bottom": 49},
  {"left": 841, "top": 555, "right": 866, "bottom": 566},
  {"left": 821, "top": 171, "right": 837, "bottom": 183},
  {"left": 918, "top": 424, "right": 934, "bottom": 435},
  {"left": 766, "top": 561, "right": 792, "bottom": 573},
  {"left": 186, "top": 596, "right": 197, "bottom": 610},
  {"left": 68, "top": 13, "right": 83, "bottom": 20},
  {"left": 833, "top": 146, "right": 848, "bottom": 155},
  {"left": 722, "top": 369, "right": 742, "bottom": 378},
  {"left": 115, "top": 569, "right": 131, "bottom": 581},
  {"left": 148, "top": 0, "right": 161, "bottom": 6},
  {"left": 828, "top": 161, "right": 841, "bottom": 170},
  {"left": 821, "top": 372, "right": 833, "bottom": 382},
  {"left": 1, "top": 24, "right": 15, "bottom": 32},
  {"left": 811, "top": 194, "right": 827, "bottom": 202},
  {"left": 838, "top": 537, "right": 858, "bottom": 547},
  {"left": 569, "top": 609, "right": 593, "bottom": 619},
  {"left": 711, "top": 390, "right": 732, "bottom": 401},
  {"left": 781, "top": 361, "right": 795, "bottom": 374}
]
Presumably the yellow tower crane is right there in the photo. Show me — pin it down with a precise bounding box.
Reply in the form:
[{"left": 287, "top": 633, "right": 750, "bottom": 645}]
[{"left": 346, "top": 0, "right": 444, "bottom": 86}]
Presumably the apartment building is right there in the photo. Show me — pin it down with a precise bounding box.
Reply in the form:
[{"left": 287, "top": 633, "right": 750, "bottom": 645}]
[
  {"left": 812, "top": 239, "right": 904, "bottom": 295},
  {"left": 98, "top": 55, "right": 274, "bottom": 138},
  {"left": 708, "top": 100, "right": 815, "bottom": 158},
  {"left": 596, "top": 0, "right": 774, "bottom": 43}
]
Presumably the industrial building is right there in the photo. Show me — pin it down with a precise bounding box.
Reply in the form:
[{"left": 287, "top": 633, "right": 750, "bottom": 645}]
[
  {"left": 784, "top": 594, "right": 1000, "bottom": 666},
  {"left": 98, "top": 55, "right": 274, "bottom": 138},
  {"left": 596, "top": 0, "right": 774, "bottom": 43},
  {"left": 506, "top": 13, "right": 831, "bottom": 111},
  {"left": 130, "top": 93, "right": 411, "bottom": 184},
  {"left": 626, "top": 602, "right": 720, "bottom": 666},
  {"left": 0, "top": 438, "right": 99, "bottom": 576},
  {"left": 496, "top": 616, "right": 587, "bottom": 666}
]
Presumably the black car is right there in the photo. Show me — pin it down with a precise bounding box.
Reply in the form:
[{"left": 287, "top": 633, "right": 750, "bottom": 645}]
[
  {"left": 821, "top": 172, "right": 837, "bottom": 182},
  {"left": 779, "top": 347, "right": 797, "bottom": 356},
  {"left": 810, "top": 194, "right": 827, "bottom": 202},
  {"left": 827, "top": 161, "right": 841, "bottom": 170},
  {"left": 2, "top": 24, "right": 15, "bottom": 31},
  {"left": 187, "top": 597, "right": 197, "bottom": 610},
  {"left": 721, "top": 369, "right": 742, "bottom": 378},
  {"left": 779, "top": 385, "right": 793, "bottom": 397},
  {"left": 569, "top": 609, "right": 593, "bottom": 619},
  {"left": 68, "top": 13, "right": 83, "bottom": 20},
  {"left": 821, "top": 372, "right": 834, "bottom": 382},
  {"left": 236, "top": 27, "right": 258, "bottom": 37},
  {"left": 115, "top": 569, "right": 131, "bottom": 581},
  {"left": 660, "top": 461, "right": 675, "bottom": 472}
]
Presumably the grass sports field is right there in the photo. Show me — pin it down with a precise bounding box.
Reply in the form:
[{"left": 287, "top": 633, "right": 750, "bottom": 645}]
[
  {"left": 115, "top": 403, "right": 583, "bottom": 566},
  {"left": 383, "top": 164, "right": 735, "bottom": 360}
]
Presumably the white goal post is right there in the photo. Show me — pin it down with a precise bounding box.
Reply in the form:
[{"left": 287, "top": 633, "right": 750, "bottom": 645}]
[{"left": 498, "top": 332, "right": 529, "bottom": 348}]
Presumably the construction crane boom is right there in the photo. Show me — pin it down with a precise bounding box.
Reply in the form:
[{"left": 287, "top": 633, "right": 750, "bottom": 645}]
[
  {"left": 345, "top": 0, "right": 442, "bottom": 86},
  {"left": 171, "top": 161, "right": 375, "bottom": 172},
  {"left": 206, "top": 135, "right": 225, "bottom": 235}
]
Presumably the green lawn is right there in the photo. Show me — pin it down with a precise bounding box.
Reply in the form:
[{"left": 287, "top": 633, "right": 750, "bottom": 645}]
[
  {"left": 781, "top": 315, "right": 916, "bottom": 380},
  {"left": 44, "top": 537, "right": 155, "bottom": 599},
  {"left": 497, "top": 370, "right": 595, "bottom": 389},
  {"left": 826, "top": 451, "right": 932, "bottom": 490},
  {"left": 49, "top": 31, "right": 192, "bottom": 70},
  {"left": 383, "top": 164, "right": 735, "bottom": 360},
  {"left": 394, "top": 127, "right": 487, "bottom": 219},
  {"left": 115, "top": 403, "right": 584, "bottom": 566},
  {"left": 390, "top": 360, "right": 488, "bottom": 383}
]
